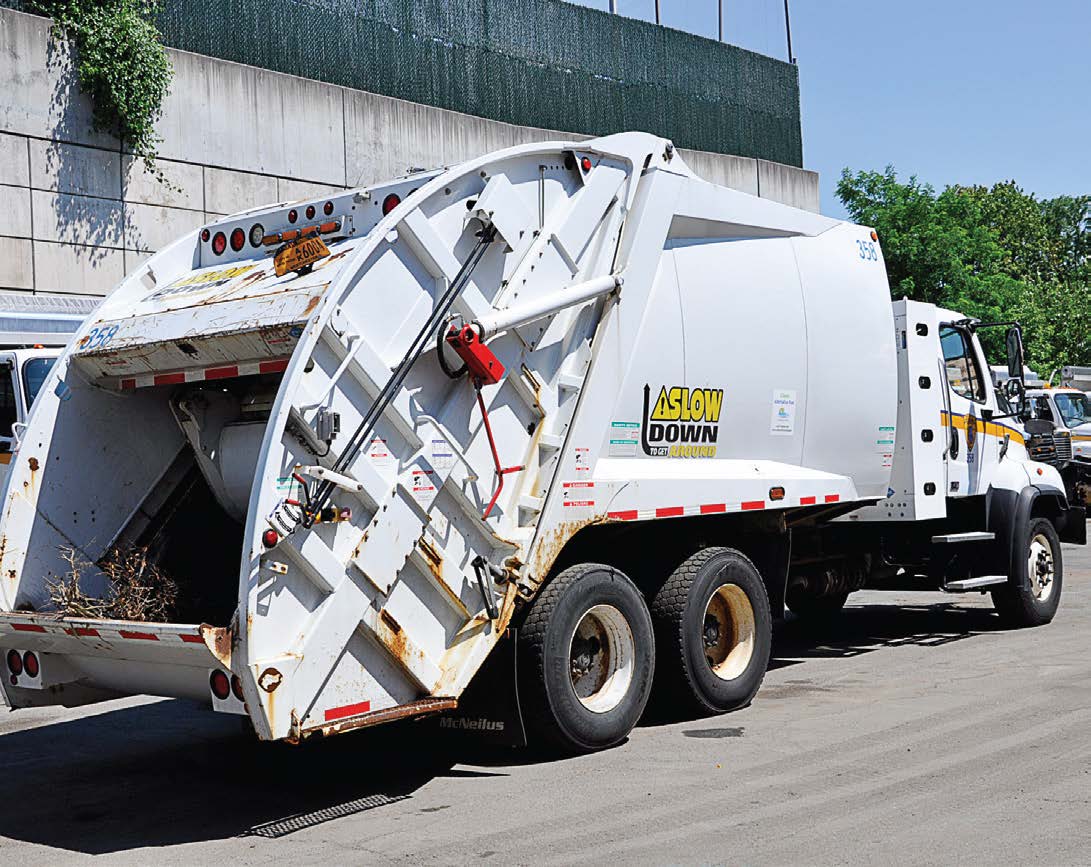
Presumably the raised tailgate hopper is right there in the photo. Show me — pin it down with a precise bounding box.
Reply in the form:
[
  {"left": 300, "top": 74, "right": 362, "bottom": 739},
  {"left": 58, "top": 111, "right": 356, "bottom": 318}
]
[{"left": 0, "top": 135, "right": 667, "bottom": 738}]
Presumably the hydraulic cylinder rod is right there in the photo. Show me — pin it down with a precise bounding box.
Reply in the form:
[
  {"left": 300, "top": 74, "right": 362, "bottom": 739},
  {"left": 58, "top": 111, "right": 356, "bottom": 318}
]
[{"left": 475, "top": 275, "right": 622, "bottom": 340}]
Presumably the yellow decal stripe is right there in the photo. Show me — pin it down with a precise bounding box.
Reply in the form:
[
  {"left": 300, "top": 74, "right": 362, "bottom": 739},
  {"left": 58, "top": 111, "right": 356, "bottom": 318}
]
[{"left": 939, "top": 410, "right": 1025, "bottom": 446}]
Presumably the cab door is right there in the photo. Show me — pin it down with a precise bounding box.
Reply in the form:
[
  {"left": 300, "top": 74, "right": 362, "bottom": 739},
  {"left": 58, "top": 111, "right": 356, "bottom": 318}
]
[{"left": 939, "top": 324, "right": 995, "bottom": 497}]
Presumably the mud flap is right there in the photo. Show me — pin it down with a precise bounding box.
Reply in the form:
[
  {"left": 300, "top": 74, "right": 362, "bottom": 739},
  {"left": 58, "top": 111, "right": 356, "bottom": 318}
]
[{"left": 429, "top": 629, "right": 527, "bottom": 748}]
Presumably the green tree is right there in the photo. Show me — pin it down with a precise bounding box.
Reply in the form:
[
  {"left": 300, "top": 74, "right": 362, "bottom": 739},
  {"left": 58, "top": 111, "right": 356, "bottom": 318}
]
[{"left": 837, "top": 168, "right": 1090, "bottom": 376}]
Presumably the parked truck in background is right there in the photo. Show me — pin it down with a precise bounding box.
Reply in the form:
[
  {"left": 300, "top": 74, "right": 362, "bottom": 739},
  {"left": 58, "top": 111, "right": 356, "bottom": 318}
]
[
  {"left": 1024, "top": 383, "right": 1091, "bottom": 506},
  {"left": 0, "top": 133, "right": 1082, "bottom": 753},
  {"left": 0, "top": 293, "right": 100, "bottom": 483}
]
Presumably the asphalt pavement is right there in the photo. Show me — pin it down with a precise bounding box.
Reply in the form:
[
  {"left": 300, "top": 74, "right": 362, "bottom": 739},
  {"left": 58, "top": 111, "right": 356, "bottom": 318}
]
[{"left": 1, "top": 547, "right": 1089, "bottom": 865}]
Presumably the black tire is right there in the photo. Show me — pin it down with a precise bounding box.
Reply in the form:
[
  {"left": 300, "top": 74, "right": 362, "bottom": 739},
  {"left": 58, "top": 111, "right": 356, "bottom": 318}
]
[
  {"left": 518, "top": 563, "right": 654, "bottom": 752},
  {"left": 650, "top": 547, "right": 772, "bottom": 716},
  {"left": 786, "top": 590, "right": 849, "bottom": 621},
  {"left": 991, "top": 517, "right": 1063, "bottom": 627}
]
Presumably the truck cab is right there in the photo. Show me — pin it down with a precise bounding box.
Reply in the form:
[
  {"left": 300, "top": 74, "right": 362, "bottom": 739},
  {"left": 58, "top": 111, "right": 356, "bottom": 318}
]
[{"left": 1025, "top": 385, "right": 1091, "bottom": 503}]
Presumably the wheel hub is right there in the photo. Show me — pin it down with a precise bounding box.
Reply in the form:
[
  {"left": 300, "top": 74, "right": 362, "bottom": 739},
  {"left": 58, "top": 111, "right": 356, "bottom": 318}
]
[
  {"left": 568, "top": 605, "right": 635, "bottom": 714},
  {"left": 703, "top": 615, "right": 720, "bottom": 648},
  {"left": 1027, "top": 534, "right": 1055, "bottom": 601},
  {"left": 570, "top": 635, "right": 601, "bottom": 678},
  {"left": 702, "top": 582, "right": 756, "bottom": 681}
]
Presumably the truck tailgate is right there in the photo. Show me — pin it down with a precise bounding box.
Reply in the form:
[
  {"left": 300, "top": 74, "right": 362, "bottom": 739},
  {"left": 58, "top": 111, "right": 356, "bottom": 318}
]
[{"left": 71, "top": 240, "right": 360, "bottom": 384}]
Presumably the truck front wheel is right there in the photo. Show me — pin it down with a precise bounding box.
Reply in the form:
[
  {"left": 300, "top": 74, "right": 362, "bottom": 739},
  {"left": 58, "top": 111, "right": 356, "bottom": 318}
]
[
  {"left": 518, "top": 563, "right": 654, "bottom": 752},
  {"left": 991, "top": 517, "right": 1063, "bottom": 627},
  {"left": 650, "top": 547, "right": 772, "bottom": 716}
]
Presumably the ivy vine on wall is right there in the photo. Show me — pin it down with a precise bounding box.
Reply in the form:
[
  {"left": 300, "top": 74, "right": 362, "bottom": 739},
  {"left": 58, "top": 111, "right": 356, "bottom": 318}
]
[{"left": 32, "top": 0, "right": 173, "bottom": 176}]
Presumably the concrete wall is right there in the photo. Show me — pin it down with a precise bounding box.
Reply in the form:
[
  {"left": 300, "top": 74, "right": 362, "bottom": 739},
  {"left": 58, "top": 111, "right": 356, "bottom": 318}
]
[{"left": 0, "top": 8, "right": 819, "bottom": 298}]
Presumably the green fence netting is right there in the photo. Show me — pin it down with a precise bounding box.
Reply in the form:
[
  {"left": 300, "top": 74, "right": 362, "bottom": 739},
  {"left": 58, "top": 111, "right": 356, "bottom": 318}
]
[{"left": 2, "top": 0, "right": 802, "bottom": 165}]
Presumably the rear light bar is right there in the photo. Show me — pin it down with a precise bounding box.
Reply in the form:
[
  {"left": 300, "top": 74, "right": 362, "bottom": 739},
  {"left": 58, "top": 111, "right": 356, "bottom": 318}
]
[
  {"left": 204, "top": 199, "right": 342, "bottom": 257},
  {"left": 261, "top": 220, "right": 341, "bottom": 247}
]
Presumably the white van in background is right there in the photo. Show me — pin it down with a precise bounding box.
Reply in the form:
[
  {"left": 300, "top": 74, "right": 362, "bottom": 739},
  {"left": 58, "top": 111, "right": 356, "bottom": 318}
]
[{"left": 0, "top": 293, "right": 100, "bottom": 478}]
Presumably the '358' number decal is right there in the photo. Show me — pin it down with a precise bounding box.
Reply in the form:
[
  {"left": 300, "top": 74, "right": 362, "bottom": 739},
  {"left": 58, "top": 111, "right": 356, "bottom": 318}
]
[
  {"left": 856, "top": 239, "right": 879, "bottom": 261},
  {"left": 78, "top": 323, "right": 119, "bottom": 351}
]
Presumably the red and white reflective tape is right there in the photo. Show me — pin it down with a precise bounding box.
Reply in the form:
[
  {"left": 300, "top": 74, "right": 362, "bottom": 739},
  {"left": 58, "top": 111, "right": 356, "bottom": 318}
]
[
  {"left": 0, "top": 619, "right": 208, "bottom": 646},
  {"left": 118, "top": 357, "right": 290, "bottom": 390},
  {"left": 607, "top": 493, "right": 843, "bottom": 522},
  {"left": 324, "top": 700, "right": 371, "bottom": 722}
]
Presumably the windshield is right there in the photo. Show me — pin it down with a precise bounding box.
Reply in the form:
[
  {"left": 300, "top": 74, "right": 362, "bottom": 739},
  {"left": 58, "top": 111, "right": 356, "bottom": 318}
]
[
  {"left": 1053, "top": 392, "right": 1091, "bottom": 428},
  {"left": 22, "top": 357, "right": 55, "bottom": 408}
]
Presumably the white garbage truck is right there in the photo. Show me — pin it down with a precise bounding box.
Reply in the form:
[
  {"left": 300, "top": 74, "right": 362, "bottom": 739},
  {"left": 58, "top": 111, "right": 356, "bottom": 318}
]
[{"left": 0, "top": 133, "right": 1082, "bottom": 752}]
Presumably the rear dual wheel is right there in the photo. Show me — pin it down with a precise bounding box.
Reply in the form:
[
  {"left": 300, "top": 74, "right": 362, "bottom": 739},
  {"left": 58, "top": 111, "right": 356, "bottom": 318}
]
[
  {"left": 518, "top": 548, "right": 773, "bottom": 751},
  {"left": 651, "top": 547, "right": 772, "bottom": 716},
  {"left": 518, "top": 563, "right": 654, "bottom": 752}
]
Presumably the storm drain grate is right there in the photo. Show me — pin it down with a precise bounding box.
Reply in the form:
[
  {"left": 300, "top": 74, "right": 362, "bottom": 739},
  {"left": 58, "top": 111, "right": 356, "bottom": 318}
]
[{"left": 243, "top": 793, "right": 410, "bottom": 838}]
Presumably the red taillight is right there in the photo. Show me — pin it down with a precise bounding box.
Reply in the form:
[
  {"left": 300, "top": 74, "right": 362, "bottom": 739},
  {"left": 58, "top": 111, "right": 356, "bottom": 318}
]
[
  {"left": 200, "top": 228, "right": 210, "bottom": 242},
  {"left": 211, "top": 232, "right": 227, "bottom": 255},
  {"left": 323, "top": 201, "right": 334, "bottom": 216},
  {"left": 6, "top": 649, "right": 22, "bottom": 676},
  {"left": 230, "top": 227, "right": 245, "bottom": 252},
  {"left": 231, "top": 674, "right": 245, "bottom": 701},
  {"left": 288, "top": 209, "right": 298, "bottom": 223},
  {"left": 210, "top": 670, "right": 231, "bottom": 701},
  {"left": 22, "top": 651, "right": 38, "bottom": 678},
  {"left": 581, "top": 156, "right": 592, "bottom": 171},
  {"left": 382, "top": 193, "right": 400, "bottom": 215},
  {"left": 262, "top": 528, "right": 279, "bottom": 548},
  {"left": 305, "top": 205, "right": 316, "bottom": 220}
]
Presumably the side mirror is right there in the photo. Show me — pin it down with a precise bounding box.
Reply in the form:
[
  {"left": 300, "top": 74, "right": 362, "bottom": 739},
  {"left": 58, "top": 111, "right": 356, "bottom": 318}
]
[
  {"left": 1024, "top": 418, "right": 1054, "bottom": 436},
  {"left": 1003, "top": 377, "right": 1026, "bottom": 417},
  {"left": 1005, "top": 326, "right": 1025, "bottom": 379}
]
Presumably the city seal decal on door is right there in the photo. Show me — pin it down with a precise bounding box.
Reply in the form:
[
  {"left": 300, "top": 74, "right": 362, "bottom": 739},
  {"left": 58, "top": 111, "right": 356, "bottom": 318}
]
[{"left": 640, "top": 384, "right": 723, "bottom": 458}]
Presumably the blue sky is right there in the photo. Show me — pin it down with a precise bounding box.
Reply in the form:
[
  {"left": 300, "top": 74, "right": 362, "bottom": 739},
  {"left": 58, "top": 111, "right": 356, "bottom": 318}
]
[{"left": 571, "top": 1, "right": 1091, "bottom": 216}]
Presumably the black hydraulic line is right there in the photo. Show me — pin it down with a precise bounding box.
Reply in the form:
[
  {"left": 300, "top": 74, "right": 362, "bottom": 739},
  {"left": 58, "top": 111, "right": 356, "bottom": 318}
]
[
  {"left": 302, "top": 225, "right": 498, "bottom": 526},
  {"left": 436, "top": 314, "right": 468, "bottom": 380}
]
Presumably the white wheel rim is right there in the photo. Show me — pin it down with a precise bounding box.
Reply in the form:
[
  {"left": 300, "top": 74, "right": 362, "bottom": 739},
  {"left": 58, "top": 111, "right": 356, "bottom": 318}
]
[
  {"left": 1027, "top": 534, "right": 1055, "bottom": 602},
  {"left": 568, "top": 604, "right": 635, "bottom": 714},
  {"left": 703, "top": 583, "right": 756, "bottom": 681}
]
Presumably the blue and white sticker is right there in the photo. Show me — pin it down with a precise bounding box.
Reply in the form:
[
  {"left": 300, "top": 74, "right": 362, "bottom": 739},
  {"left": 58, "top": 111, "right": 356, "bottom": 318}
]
[{"left": 608, "top": 421, "right": 639, "bottom": 456}]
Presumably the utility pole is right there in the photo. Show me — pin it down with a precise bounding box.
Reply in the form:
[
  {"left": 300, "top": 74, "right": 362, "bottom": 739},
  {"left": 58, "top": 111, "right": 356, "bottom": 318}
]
[
  {"left": 654, "top": 0, "right": 660, "bottom": 24},
  {"left": 609, "top": 0, "right": 617, "bottom": 12},
  {"left": 718, "top": 0, "right": 724, "bottom": 41},
  {"left": 783, "top": 0, "right": 795, "bottom": 63}
]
